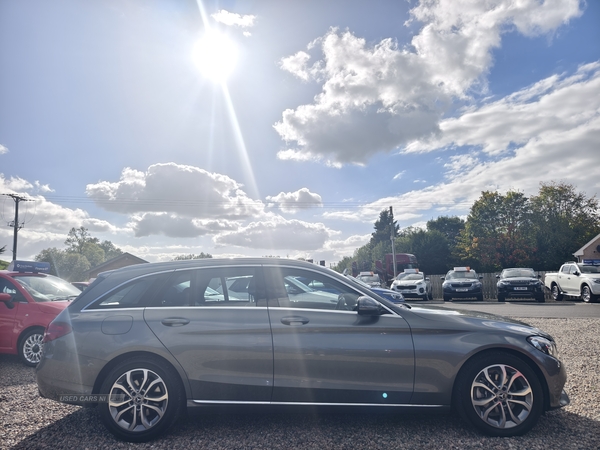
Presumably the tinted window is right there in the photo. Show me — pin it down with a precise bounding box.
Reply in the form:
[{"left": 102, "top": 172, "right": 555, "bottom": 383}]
[
  {"left": 196, "top": 266, "right": 264, "bottom": 307},
  {"left": 264, "top": 267, "right": 362, "bottom": 310},
  {"left": 154, "top": 271, "right": 193, "bottom": 307},
  {"left": 90, "top": 276, "right": 157, "bottom": 309}
]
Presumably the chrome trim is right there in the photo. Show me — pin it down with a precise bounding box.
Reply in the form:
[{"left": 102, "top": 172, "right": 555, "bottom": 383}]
[
  {"left": 144, "top": 306, "right": 269, "bottom": 310},
  {"left": 192, "top": 400, "right": 444, "bottom": 407},
  {"left": 269, "top": 307, "right": 405, "bottom": 317},
  {"left": 82, "top": 307, "right": 145, "bottom": 312}
]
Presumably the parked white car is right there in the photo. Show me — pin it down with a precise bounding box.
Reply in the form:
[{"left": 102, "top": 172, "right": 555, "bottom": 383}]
[{"left": 390, "top": 269, "right": 432, "bottom": 301}]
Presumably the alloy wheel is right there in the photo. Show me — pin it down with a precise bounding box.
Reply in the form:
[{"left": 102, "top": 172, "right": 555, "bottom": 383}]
[
  {"left": 22, "top": 332, "right": 44, "bottom": 365},
  {"left": 470, "top": 364, "right": 533, "bottom": 429},
  {"left": 108, "top": 368, "right": 169, "bottom": 432}
]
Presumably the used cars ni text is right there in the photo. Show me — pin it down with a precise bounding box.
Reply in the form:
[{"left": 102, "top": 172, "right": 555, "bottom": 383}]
[
  {"left": 0, "top": 261, "right": 81, "bottom": 365},
  {"left": 37, "top": 258, "right": 568, "bottom": 442}
]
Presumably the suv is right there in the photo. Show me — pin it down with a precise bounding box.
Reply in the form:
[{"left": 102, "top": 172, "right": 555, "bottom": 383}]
[
  {"left": 0, "top": 261, "right": 81, "bottom": 365},
  {"left": 496, "top": 268, "right": 544, "bottom": 303},
  {"left": 390, "top": 269, "right": 432, "bottom": 301},
  {"left": 442, "top": 267, "right": 483, "bottom": 301}
]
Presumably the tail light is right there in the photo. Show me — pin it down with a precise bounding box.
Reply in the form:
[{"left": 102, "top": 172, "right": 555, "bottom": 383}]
[{"left": 44, "top": 321, "right": 72, "bottom": 342}]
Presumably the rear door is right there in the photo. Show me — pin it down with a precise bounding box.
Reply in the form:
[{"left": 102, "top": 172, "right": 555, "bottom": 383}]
[
  {"left": 264, "top": 265, "right": 415, "bottom": 405},
  {"left": 144, "top": 265, "right": 273, "bottom": 402}
]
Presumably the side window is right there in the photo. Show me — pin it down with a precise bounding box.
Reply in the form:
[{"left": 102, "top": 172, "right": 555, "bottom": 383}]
[
  {"left": 194, "top": 267, "right": 265, "bottom": 307},
  {"left": 0, "top": 279, "right": 27, "bottom": 302},
  {"left": 264, "top": 267, "right": 362, "bottom": 310},
  {"left": 90, "top": 276, "right": 158, "bottom": 309},
  {"left": 561, "top": 265, "right": 571, "bottom": 274},
  {"left": 154, "top": 271, "right": 193, "bottom": 307}
]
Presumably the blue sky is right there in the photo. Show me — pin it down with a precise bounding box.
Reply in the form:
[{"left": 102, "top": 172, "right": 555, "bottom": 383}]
[{"left": 1, "top": 0, "right": 599, "bottom": 265}]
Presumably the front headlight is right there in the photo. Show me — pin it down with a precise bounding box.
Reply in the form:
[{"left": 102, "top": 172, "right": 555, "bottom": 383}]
[
  {"left": 527, "top": 336, "right": 559, "bottom": 359},
  {"left": 498, "top": 281, "right": 508, "bottom": 287}
]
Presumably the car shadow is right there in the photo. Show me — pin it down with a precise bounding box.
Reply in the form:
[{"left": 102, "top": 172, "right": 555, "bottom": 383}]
[{"left": 8, "top": 403, "right": 600, "bottom": 449}]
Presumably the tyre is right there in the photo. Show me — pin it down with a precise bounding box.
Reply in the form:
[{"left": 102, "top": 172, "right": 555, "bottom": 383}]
[
  {"left": 535, "top": 295, "right": 545, "bottom": 303},
  {"left": 455, "top": 352, "right": 544, "bottom": 437},
  {"left": 99, "top": 356, "right": 185, "bottom": 442},
  {"left": 497, "top": 294, "right": 505, "bottom": 303},
  {"left": 421, "top": 294, "right": 429, "bottom": 301},
  {"left": 551, "top": 284, "right": 563, "bottom": 301},
  {"left": 18, "top": 328, "right": 45, "bottom": 367},
  {"left": 476, "top": 294, "right": 484, "bottom": 301},
  {"left": 443, "top": 295, "right": 451, "bottom": 302},
  {"left": 581, "top": 285, "right": 598, "bottom": 303},
  {"left": 427, "top": 290, "right": 433, "bottom": 300}
]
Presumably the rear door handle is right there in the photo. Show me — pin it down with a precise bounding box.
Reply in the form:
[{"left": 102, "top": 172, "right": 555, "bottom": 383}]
[
  {"left": 161, "top": 317, "right": 190, "bottom": 327},
  {"left": 281, "top": 316, "right": 309, "bottom": 326}
]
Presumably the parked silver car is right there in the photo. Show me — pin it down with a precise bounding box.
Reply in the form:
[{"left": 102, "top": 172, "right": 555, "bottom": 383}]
[{"left": 37, "top": 258, "right": 569, "bottom": 442}]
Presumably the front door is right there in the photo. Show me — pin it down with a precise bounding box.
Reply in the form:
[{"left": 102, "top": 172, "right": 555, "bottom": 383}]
[{"left": 264, "top": 266, "right": 414, "bottom": 405}]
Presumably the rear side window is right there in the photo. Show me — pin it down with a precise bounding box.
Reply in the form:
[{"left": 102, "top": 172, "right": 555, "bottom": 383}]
[{"left": 88, "top": 275, "right": 162, "bottom": 309}]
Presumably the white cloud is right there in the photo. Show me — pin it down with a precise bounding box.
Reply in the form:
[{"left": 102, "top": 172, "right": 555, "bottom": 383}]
[
  {"left": 274, "top": 0, "right": 582, "bottom": 166},
  {"left": 214, "top": 215, "right": 334, "bottom": 251},
  {"left": 86, "top": 163, "right": 265, "bottom": 220},
  {"left": 266, "top": 188, "right": 323, "bottom": 213},
  {"left": 211, "top": 10, "right": 256, "bottom": 28},
  {"left": 0, "top": 144, "right": 8, "bottom": 154},
  {"left": 406, "top": 62, "right": 600, "bottom": 156},
  {"left": 131, "top": 213, "right": 238, "bottom": 238}
]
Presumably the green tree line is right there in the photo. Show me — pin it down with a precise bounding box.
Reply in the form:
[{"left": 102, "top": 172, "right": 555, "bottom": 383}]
[{"left": 333, "top": 182, "right": 600, "bottom": 275}]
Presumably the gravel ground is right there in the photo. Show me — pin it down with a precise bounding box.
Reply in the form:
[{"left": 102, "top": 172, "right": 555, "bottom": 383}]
[{"left": 1, "top": 318, "right": 599, "bottom": 450}]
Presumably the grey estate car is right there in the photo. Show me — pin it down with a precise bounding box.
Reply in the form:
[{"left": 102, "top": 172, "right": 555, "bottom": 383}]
[{"left": 36, "top": 258, "right": 569, "bottom": 442}]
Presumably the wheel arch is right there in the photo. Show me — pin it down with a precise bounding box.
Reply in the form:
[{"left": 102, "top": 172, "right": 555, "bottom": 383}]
[
  {"left": 451, "top": 347, "right": 551, "bottom": 412},
  {"left": 17, "top": 325, "right": 45, "bottom": 348},
  {"left": 92, "top": 351, "right": 189, "bottom": 400}
]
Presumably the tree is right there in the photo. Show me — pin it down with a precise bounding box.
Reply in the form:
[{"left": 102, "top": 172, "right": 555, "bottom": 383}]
[
  {"left": 65, "top": 227, "right": 99, "bottom": 254},
  {"left": 370, "top": 208, "right": 398, "bottom": 249},
  {"left": 456, "top": 190, "right": 536, "bottom": 271},
  {"left": 173, "top": 253, "right": 213, "bottom": 260},
  {"left": 530, "top": 182, "right": 600, "bottom": 269},
  {"left": 99, "top": 240, "right": 123, "bottom": 261},
  {"left": 36, "top": 228, "right": 124, "bottom": 281}
]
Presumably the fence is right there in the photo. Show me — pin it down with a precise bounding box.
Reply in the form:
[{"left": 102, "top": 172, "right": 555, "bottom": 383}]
[{"left": 427, "top": 271, "right": 551, "bottom": 300}]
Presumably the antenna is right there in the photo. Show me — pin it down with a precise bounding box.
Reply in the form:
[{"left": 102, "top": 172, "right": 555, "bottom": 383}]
[{"left": 2, "top": 194, "right": 33, "bottom": 261}]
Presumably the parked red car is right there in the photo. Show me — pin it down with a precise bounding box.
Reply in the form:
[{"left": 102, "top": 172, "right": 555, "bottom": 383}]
[{"left": 0, "top": 261, "right": 81, "bottom": 366}]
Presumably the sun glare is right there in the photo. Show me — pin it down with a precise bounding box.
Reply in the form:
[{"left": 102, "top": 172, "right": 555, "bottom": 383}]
[{"left": 193, "top": 30, "right": 238, "bottom": 82}]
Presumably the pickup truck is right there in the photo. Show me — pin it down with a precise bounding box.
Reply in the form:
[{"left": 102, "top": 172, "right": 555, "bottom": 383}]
[{"left": 544, "top": 261, "right": 600, "bottom": 303}]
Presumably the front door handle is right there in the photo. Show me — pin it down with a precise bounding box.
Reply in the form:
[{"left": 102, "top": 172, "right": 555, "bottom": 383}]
[
  {"left": 161, "top": 317, "right": 190, "bottom": 327},
  {"left": 281, "top": 316, "right": 309, "bottom": 326}
]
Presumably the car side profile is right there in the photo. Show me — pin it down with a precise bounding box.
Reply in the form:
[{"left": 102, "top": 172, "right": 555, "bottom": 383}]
[
  {"left": 37, "top": 258, "right": 568, "bottom": 442},
  {"left": 0, "top": 261, "right": 81, "bottom": 366}
]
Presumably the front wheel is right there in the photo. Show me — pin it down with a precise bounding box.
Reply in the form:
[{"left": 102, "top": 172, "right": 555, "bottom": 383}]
[
  {"left": 99, "top": 356, "right": 184, "bottom": 442},
  {"left": 476, "top": 294, "right": 484, "bottom": 301},
  {"left": 19, "top": 328, "right": 45, "bottom": 366},
  {"left": 455, "top": 352, "right": 543, "bottom": 437},
  {"left": 443, "top": 295, "right": 451, "bottom": 302},
  {"left": 581, "top": 285, "right": 598, "bottom": 303},
  {"left": 497, "top": 294, "right": 505, "bottom": 303},
  {"left": 551, "top": 284, "right": 563, "bottom": 301}
]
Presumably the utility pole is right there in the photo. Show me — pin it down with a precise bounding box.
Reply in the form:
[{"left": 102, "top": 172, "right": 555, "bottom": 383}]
[
  {"left": 390, "top": 206, "right": 397, "bottom": 279},
  {"left": 3, "top": 194, "right": 32, "bottom": 261}
]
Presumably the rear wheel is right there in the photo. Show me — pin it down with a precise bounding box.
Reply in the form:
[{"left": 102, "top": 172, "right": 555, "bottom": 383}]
[
  {"left": 99, "top": 356, "right": 184, "bottom": 442},
  {"left": 455, "top": 352, "right": 543, "bottom": 437},
  {"left": 551, "top": 284, "right": 563, "bottom": 301},
  {"left": 18, "top": 328, "right": 45, "bottom": 367}
]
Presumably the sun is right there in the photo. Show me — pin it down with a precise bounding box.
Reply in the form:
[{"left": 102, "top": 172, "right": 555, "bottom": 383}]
[{"left": 192, "top": 30, "right": 238, "bottom": 82}]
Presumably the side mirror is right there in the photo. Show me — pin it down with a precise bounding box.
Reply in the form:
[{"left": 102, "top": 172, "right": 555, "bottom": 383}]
[
  {"left": 441, "top": 277, "right": 445, "bottom": 281},
  {"left": 573, "top": 271, "right": 580, "bottom": 276},
  {"left": 479, "top": 276, "right": 483, "bottom": 279},
  {"left": 356, "top": 296, "right": 381, "bottom": 316},
  {"left": 0, "top": 293, "right": 15, "bottom": 309},
  {"left": 425, "top": 277, "right": 430, "bottom": 281},
  {"left": 495, "top": 275, "right": 500, "bottom": 279}
]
